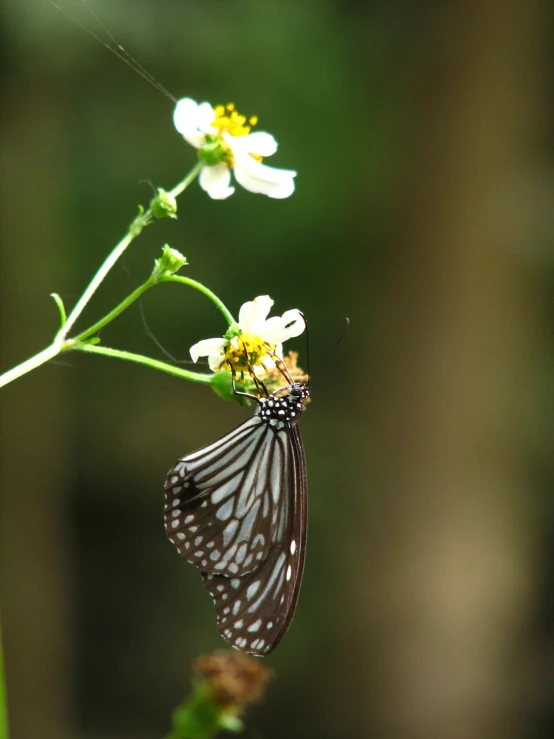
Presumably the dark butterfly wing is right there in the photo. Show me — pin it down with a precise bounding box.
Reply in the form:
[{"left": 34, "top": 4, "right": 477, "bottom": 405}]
[
  {"left": 165, "top": 416, "right": 288, "bottom": 578},
  {"left": 202, "top": 424, "right": 307, "bottom": 656}
]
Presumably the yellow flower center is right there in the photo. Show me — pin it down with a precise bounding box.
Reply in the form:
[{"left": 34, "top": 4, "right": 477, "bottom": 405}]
[
  {"left": 212, "top": 102, "right": 258, "bottom": 138},
  {"left": 222, "top": 334, "right": 275, "bottom": 373}
]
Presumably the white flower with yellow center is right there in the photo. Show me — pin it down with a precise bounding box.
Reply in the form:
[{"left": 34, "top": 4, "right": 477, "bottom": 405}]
[
  {"left": 173, "top": 98, "right": 297, "bottom": 200},
  {"left": 190, "top": 295, "right": 305, "bottom": 373}
]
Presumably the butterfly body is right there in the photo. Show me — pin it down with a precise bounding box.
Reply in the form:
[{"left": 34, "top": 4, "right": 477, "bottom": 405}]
[{"left": 164, "top": 382, "right": 309, "bottom": 655}]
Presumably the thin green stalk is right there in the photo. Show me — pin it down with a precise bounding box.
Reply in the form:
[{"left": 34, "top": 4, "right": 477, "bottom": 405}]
[
  {"left": 57, "top": 161, "right": 203, "bottom": 340},
  {"left": 0, "top": 342, "right": 62, "bottom": 389},
  {"left": 163, "top": 275, "right": 235, "bottom": 327},
  {"left": 57, "top": 229, "right": 136, "bottom": 340},
  {"left": 72, "top": 277, "right": 156, "bottom": 344},
  {"left": 168, "top": 160, "right": 204, "bottom": 200},
  {"left": 77, "top": 343, "right": 214, "bottom": 384}
]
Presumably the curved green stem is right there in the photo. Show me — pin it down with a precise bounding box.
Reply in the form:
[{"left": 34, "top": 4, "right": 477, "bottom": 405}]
[
  {"left": 72, "top": 277, "right": 156, "bottom": 344},
  {"left": 73, "top": 271, "right": 235, "bottom": 347},
  {"left": 163, "top": 275, "right": 236, "bottom": 327},
  {"left": 168, "top": 160, "right": 204, "bottom": 200},
  {"left": 77, "top": 343, "right": 214, "bottom": 384},
  {"left": 56, "top": 161, "right": 203, "bottom": 341}
]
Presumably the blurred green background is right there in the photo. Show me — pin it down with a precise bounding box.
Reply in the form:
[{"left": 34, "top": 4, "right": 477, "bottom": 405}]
[{"left": 1, "top": 1, "right": 554, "bottom": 737}]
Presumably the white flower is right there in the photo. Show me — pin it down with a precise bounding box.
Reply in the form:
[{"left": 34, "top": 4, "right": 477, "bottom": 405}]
[
  {"left": 190, "top": 295, "right": 305, "bottom": 372},
  {"left": 173, "top": 98, "right": 297, "bottom": 200}
]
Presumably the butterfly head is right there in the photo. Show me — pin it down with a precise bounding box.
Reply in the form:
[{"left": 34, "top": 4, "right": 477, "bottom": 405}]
[
  {"left": 288, "top": 382, "right": 310, "bottom": 402},
  {"left": 257, "top": 382, "right": 309, "bottom": 424}
]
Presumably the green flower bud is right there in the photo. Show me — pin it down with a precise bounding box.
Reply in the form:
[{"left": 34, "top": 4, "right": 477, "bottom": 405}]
[
  {"left": 211, "top": 370, "right": 251, "bottom": 407},
  {"left": 152, "top": 244, "right": 187, "bottom": 280},
  {"left": 150, "top": 188, "right": 178, "bottom": 219}
]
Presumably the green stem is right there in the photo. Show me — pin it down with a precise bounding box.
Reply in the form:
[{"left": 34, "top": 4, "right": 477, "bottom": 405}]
[
  {"left": 72, "top": 277, "right": 156, "bottom": 344},
  {"left": 57, "top": 229, "right": 136, "bottom": 339},
  {"left": 0, "top": 342, "right": 62, "bottom": 389},
  {"left": 77, "top": 343, "right": 214, "bottom": 384},
  {"left": 0, "top": 269, "right": 231, "bottom": 389},
  {"left": 57, "top": 161, "right": 203, "bottom": 340},
  {"left": 163, "top": 275, "right": 236, "bottom": 327},
  {"left": 168, "top": 161, "right": 204, "bottom": 200},
  {"left": 0, "top": 611, "right": 8, "bottom": 739}
]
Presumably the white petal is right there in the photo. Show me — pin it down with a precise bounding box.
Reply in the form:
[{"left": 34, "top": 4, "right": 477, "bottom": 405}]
[
  {"left": 262, "top": 310, "right": 305, "bottom": 344},
  {"left": 242, "top": 131, "right": 278, "bottom": 157},
  {"left": 173, "top": 98, "right": 198, "bottom": 133},
  {"left": 189, "top": 338, "right": 227, "bottom": 363},
  {"left": 232, "top": 151, "right": 296, "bottom": 199},
  {"left": 199, "top": 164, "right": 235, "bottom": 200},
  {"left": 196, "top": 102, "right": 218, "bottom": 134},
  {"left": 238, "top": 296, "right": 274, "bottom": 334},
  {"left": 173, "top": 98, "right": 205, "bottom": 149},
  {"left": 208, "top": 354, "right": 225, "bottom": 371}
]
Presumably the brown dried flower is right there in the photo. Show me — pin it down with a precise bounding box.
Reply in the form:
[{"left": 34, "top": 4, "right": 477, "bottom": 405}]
[{"left": 194, "top": 650, "right": 273, "bottom": 708}]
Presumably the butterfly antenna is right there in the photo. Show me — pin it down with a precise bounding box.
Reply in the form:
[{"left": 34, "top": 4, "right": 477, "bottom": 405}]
[
  {"left": 298, "top": 312, "right": 311, "bottom": 383},
  {"left": 47, "top": 0, "right": 176, "bottom": 102}
]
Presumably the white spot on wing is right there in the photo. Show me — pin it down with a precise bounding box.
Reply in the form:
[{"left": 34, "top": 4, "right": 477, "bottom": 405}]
[
  {"left": 223, "top": 519, "right": 239, "bottom": 546},
  {"left": 247, "top": 581, "right": 260, "bottom": 600},
  {"left": 216, "top": 498, "right": 234, "bottom": 521},
  {"left": 236, "top": 542, "right": 247, "bottom": 564}
]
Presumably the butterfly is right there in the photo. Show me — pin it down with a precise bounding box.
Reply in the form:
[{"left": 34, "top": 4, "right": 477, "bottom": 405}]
[{"left": 164, "top": 372, "right": 309, "bottom": 656}]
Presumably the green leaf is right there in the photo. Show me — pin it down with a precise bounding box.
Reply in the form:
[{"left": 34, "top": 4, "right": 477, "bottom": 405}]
[{"left": 50, "top": 292, "right": 67, "bottom": 329}]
